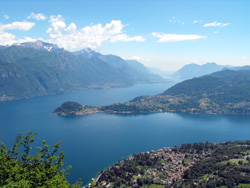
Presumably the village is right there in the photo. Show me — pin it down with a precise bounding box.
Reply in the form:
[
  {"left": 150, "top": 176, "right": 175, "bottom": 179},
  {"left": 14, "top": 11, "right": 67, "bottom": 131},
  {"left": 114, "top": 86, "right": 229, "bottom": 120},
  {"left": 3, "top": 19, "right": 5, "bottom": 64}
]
[
  {"left": 144, "top": 146, "right": 213, "bottom": 185},
  {"left": 87, "top": 144, "right": 214, "bottom": 187}
]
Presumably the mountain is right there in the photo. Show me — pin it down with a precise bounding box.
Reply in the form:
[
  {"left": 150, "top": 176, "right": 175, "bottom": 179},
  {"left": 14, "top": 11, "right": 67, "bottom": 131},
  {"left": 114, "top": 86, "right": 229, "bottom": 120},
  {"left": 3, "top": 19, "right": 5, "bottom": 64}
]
[
  {"left": 72, "top": 48, "right": 100, "bottom": 58},
  {"left": 126, "top": 59, "right": 152, "bottom": 75},
  {"left": 229, "top": 65, "right": 250, "bottom": 71},
  {"left": 98, "top": 56, "right": 162, "bottom": 83},
  {"left": 147, "top": 67, "right": 175, "bottom": 79},
  {"left": 172, "top": 62, "right": 230, "bottom": 80},
  {"left": 0, "top": 45, "right": 7, "bottom": 50},
  {"left": 13, "top": 40, "right": 65, "bottom": 53},
  {"left": 54, "top": 69, "right": 250, "bottom": 115},
  {"left": 74, "top": 52, "right": 163, "bottom": 83},
  {"left": 0, "top": 41, "right": 164, "bottom": 101}
]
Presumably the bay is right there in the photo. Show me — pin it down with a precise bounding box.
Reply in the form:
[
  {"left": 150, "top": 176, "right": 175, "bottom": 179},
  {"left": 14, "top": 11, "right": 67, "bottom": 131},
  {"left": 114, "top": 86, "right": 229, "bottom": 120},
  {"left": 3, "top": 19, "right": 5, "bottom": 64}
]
[{"left": 1, "top": 82, "right": 250, "bottom": 185}]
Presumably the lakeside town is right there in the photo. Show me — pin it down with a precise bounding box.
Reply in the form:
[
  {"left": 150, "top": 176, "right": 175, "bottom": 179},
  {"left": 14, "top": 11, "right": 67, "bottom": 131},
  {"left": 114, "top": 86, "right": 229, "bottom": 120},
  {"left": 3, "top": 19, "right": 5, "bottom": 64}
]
[{"left": 86, "top": 143, "right": 215, "bottom": 187}]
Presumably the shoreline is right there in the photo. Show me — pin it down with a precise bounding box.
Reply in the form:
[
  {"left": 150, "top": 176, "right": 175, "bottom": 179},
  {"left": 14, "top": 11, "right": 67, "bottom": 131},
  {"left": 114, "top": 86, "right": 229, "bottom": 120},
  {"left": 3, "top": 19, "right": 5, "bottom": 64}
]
[
  {"left": 84, "top": 140, "right": 250, "bottom": 187},
  {"left": 0, "top": 81, "right": 171, "bottom": 102}
]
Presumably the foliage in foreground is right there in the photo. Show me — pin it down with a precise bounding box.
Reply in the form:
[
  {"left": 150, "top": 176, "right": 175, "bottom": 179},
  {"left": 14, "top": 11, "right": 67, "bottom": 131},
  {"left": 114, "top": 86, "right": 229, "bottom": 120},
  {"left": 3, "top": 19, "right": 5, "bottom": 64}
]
[{"left": 0, "top": 131, "right": 82, "bottom": 187}]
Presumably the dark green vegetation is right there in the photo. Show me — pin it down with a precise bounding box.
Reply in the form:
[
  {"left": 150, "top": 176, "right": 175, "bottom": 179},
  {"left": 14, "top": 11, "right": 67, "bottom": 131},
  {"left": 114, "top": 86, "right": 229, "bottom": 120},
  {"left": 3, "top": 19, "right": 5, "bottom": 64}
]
[
  {"left": 55, "top": 69, "right": 250, "bottom": 115},
  {"left": 53, "top": 101, "right": 100, "bottom": 116},
  {"left": 162, "top": 69, "right": 250, "bottom": 114},
  {"left": 0, "top": 131, "right": 82, "bottom": 187},
  {"left": 53, "top": 101, "right": 84, "bottom": 115},
  {"left": 0, "top": 41, "right": 163, "bottom": 101},
  {"left": 88, "top": 141, "right": 250, "bottom": 188},
  {"left": 177, "top": 141, "right": 250, "bottom": 188}
]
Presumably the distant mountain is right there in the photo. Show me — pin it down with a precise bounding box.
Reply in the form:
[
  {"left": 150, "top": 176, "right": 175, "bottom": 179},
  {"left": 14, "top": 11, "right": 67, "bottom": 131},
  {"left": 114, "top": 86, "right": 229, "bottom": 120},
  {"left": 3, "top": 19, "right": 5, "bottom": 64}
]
[
  {"left": 0, "top": 41, "right": 164, "bottom": 101},
  {"left": 172, "top": 62, "right": 230, "bottom": 80},
  {"left": 0, "top": 45, "right": 7, "bottom": 50},
  {"left": 13, "top": 40, "right": 65, "bottom": 53},
  {"left": 72, "top": 48, "right": 100, "bottom": 58},
  {"left": 147, "top": 67, "right": 175, "bottom": 79},
  {"left": 88, "top": 54, "right": 163, "bottom": 83},
  {"left": 126, "top": 60, "right": 150, "bottom": 75},
  {"left": 228, "top": 65, "right": 250, "bottom": 71},
  {"left": 54, "top": 69, "right": 250, "bottom": 115}
]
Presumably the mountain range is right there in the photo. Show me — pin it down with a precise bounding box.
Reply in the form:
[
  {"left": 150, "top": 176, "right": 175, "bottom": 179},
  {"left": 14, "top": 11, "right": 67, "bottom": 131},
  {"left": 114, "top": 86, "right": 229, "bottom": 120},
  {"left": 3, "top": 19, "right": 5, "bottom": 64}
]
[
  {"left": 0, "top": 40, "right": 164, "bottom": 101},
  {"left": 172, "top": 62, "right": 231, "bottom": 80}
]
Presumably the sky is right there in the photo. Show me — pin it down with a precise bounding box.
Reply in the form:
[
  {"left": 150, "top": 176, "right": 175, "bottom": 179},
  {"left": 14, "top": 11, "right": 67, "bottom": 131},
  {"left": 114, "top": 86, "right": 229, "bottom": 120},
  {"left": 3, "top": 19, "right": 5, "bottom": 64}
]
[{"left": 0, "top": 0, "right": 249, "bottom": 71}]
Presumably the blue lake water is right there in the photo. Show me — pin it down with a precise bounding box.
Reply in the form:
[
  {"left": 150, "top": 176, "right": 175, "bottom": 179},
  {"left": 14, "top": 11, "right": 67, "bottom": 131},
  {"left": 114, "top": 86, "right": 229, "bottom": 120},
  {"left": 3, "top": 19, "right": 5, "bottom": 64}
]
[{"left": 1, "top": 82, "right": 250, "bottom": 185}]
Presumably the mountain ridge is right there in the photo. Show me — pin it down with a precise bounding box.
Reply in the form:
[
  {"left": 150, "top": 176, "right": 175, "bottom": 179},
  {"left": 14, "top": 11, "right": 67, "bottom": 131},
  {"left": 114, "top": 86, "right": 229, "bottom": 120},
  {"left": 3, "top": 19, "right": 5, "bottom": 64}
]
[
  {"left": 0, "top": 41, "right": 164, "bottom": 101},
  {"left": 172, "top": 62, "right": 231, "bottom": 80}
]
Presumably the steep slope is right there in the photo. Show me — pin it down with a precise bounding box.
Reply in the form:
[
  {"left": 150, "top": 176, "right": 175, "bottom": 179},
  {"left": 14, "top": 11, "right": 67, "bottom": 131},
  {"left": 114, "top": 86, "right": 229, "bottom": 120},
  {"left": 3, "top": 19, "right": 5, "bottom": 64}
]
[
  {"left": 72, "top": 48, "right": 100, "bottom": 58},
  {"left": 0, "top": 41, "right": 164, "bottom": 101},
  {"left": 73, "top": 50, "right": 164, "bottom": 83},
  {"left": 98, "top": 55, "right": 164, "bottom": 83}
]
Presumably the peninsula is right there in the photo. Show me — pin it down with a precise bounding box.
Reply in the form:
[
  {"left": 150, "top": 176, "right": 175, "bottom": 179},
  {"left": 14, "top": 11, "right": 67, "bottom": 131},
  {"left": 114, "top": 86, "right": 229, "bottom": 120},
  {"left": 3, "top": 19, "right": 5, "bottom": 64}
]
[{"left": 54, "top": 69, "right": 250, "bottom": 116}]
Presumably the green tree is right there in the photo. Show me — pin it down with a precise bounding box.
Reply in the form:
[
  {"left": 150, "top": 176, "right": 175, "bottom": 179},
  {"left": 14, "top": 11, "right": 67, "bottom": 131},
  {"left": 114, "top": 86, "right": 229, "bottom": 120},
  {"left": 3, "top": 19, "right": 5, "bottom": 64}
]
[{"left": 0, "top": 131, "right": 82, "bottom": 187}]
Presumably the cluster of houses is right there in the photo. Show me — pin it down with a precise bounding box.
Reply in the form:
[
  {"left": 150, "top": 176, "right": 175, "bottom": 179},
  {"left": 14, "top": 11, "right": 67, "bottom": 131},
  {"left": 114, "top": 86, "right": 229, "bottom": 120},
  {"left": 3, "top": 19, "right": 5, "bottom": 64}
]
[
  {"left": 144, "top": 147, "right": 212, "bottom": 185},
  {"left": 87, "top": 146, "right": 213, "bottom": 187}
]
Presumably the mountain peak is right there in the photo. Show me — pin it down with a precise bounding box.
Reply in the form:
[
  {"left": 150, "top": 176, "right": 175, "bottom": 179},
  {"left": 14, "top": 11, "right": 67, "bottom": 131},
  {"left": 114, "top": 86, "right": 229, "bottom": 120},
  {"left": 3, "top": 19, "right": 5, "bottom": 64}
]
[
  {"left": 12, "top": 40, "right": 65, "bottom": 53},
  {"left": 173, "top": 62, "right": 228, "bottom": 80},
  {"left": 73, "top": 48, "right": 100, "bottom": 58}
]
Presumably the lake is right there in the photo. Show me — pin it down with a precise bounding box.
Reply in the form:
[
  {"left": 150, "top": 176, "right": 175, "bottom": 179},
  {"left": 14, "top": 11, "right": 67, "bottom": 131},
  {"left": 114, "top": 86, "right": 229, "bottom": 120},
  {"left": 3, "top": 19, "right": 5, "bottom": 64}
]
[{"left": 1, "top": 82, "right": 250, "bottom": 186}]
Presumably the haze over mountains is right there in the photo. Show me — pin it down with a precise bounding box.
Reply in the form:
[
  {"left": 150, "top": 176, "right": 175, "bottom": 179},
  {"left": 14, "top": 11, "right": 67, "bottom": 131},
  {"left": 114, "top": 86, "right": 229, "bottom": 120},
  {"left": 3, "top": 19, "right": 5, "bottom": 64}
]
[
  {"left": 172, "top": 62, "right": 231, "bottom": 80},
  {"left": 0, "top": 40, "right": 244, "bottom": 102},
  {"left": 0, "top": 40, "right": 163, "bottom": 101}
]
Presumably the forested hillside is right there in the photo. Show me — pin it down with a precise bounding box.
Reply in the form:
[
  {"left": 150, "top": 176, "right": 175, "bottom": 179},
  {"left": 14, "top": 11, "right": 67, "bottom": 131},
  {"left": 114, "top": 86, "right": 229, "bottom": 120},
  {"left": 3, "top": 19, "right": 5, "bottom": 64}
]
[{"left": 0, "top": 41, "right": 163, "bottom": 101}]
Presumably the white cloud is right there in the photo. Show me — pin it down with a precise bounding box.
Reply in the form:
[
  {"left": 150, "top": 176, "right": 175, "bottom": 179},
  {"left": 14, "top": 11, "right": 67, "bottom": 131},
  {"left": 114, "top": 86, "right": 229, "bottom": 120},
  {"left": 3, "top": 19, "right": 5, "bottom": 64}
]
[
  {"left": 27, "top": 12, "right": 47, "bottom": 21},
  {"left": 0, "top": 32, "right": 16, "bottom": 45},
  {"left": 203, "top": 21, "right": 230, "bottom": 27},
  {"left": 193, "top": 20, "right": 200, "bottom": 23},
  {"left": 47, "top": 15, "right": 66, "bottom": 34},
  {"left": 46, "top": 16, "right": 145, "bottom": 50},
  {"left": 214, "top": 31, "right": 219, "bottom": 34},
  {"left": 4, "top": 14, "right": 10, "bottom": 19},
  {"left": 47, "top": 19, "right": 123, "bottom": 50},
  {"left": 0, "top": 31, "right": 39, "bottom": 46},
  {"left": 17, "top": 37, "right": 40, "bottom": 43},
  {"left": 169, "top": 16, "right": 185, "bottom": 25},
  {"left": 221, "top": 23, "right": 230, "bottom": 27},
  {"left": 123, "top": 55, "right": 151, "bottom": 63},
  {"left": 242, "top": 56, "right": 247, "bottom": 60},
  {"left": 110, "top": 34, "right": 145, "bottom": 42},
  {"left": 0, "top": 21, "right": 35, "bottom": 31},
  {"left": 0, "top": 21, "right": 36, "bottom": 45},
  {"left": 0, "top": 15, "right": 145, "bottom": 50},
  {"left": 129, "top": 56, "right": 142, "bottom": 61},
  {"left": 152, "top": 32, "right": 207, "bottom": 42},
  {"left": 65, "top": 23, "right": 77, "bottom": 33}
]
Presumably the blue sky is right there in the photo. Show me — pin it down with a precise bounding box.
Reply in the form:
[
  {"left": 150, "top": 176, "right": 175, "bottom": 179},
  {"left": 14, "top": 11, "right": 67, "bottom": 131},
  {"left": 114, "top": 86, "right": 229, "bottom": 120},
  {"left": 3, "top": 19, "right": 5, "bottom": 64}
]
[{"left": 0, "top": 0, "right": 249, "bottom": 71}]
